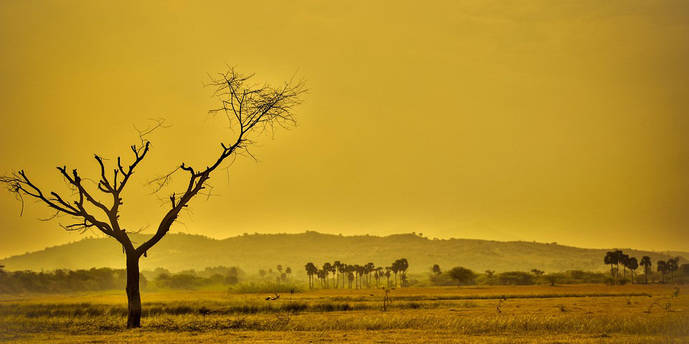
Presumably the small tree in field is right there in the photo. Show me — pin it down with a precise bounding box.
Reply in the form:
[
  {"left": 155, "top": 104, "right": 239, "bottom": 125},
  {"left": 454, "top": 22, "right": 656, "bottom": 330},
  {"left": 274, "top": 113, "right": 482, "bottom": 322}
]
[
  {"left": 0, "top": 68, "right": 305, "bottom": 328},
  {"left": 449, "top": 266, "right": 476, "bottom": 286},
  {"left": 432, "top": 264, "right": 442, "bottom": 276}
]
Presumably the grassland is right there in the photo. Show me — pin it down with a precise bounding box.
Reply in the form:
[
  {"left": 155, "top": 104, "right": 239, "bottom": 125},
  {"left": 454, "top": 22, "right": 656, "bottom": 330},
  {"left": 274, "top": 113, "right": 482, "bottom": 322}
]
[{"left": 1, "top": 284, "right": 687, "bottom": 343}]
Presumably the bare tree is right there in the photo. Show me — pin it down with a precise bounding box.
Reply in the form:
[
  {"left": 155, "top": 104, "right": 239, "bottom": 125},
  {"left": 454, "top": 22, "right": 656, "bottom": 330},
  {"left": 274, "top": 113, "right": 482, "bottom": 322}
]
[{"left": 0, "top": 67, "right": 305, "bottom": 328}]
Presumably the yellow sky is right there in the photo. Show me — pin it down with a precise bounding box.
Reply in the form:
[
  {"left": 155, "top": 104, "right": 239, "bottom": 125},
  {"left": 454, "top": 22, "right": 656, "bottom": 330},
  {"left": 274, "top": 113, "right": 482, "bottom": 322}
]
[{"left": 1, "top": 0, "right": 688, "bottom": 257}]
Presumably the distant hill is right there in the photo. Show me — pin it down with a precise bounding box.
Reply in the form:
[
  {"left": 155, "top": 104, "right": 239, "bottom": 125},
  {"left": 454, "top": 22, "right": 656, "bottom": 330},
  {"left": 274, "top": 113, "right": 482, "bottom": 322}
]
[{"left": 1, "top": 232, "right": 686, "bottom": 274}]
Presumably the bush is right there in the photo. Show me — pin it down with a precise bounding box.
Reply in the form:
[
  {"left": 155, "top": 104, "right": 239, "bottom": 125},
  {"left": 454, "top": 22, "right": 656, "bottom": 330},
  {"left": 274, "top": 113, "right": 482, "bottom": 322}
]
[
  {"left": 448, "top": 267, "right": 476, "bottom": 286},
  {"left": 229, "top": 281, "right": 304, "bottom": 294},
  {"left": 497, "top": 271, "right": 535, "bottom": 285}
]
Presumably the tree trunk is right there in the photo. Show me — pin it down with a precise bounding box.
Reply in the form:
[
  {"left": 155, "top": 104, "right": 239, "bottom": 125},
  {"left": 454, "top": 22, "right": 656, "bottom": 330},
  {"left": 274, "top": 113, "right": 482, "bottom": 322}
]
[{"left": 126, "top": 254, "right": 142, "bottom": 329}]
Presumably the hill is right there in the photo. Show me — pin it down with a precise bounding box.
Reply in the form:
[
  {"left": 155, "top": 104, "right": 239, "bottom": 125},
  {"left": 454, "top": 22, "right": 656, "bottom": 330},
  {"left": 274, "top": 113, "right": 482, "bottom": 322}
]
[{"left": 1, "top": 232, "right": 686, "bottom": 274}]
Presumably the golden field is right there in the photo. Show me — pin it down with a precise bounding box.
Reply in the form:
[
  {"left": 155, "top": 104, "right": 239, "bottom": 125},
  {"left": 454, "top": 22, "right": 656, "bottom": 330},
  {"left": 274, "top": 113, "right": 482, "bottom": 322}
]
[{"left": 1, "top": 284, "right": 687, "bottom": 343}]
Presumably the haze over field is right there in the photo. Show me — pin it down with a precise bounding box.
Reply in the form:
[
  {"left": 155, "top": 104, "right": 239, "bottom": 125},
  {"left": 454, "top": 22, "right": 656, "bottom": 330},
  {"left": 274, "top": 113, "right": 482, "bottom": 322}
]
[{"left": 1, "top": 0, "right": 688, "bottom": 257}]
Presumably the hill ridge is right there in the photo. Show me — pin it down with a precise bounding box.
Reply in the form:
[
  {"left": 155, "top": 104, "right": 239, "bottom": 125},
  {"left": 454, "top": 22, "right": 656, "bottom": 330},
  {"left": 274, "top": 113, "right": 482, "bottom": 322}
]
[{"left": 1, "top": 232, "right": 686, "bottom": 274}]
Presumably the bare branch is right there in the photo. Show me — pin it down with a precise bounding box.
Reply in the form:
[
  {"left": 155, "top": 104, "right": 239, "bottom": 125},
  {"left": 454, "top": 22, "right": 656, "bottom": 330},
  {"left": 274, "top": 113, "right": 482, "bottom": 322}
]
[{"left": 136, "top": 67, "right": 305, "bottom": 257}]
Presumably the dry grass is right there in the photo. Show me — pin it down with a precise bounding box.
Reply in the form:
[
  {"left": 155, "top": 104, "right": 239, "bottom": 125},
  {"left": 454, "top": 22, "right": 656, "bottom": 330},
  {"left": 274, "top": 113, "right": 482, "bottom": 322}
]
[{"left": 1, "top": 284, "right": 687, "bottom": 343}]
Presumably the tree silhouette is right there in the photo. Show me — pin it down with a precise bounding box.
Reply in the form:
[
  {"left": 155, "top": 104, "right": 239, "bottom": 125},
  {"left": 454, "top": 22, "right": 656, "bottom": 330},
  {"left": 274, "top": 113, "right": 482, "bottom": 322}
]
[
  {"left": 0, "top": 68, "right": 304, "bottom": 328},
  {"left": 337, "top": 263, "right": 346, "bottom": 288},
  {"left": 449, "top": 266, "right": 476, "bottom": 286},
  {"left": 355, "top": 265, "right": 364, "bottom": 289},
  {"left": 640, "top": 256, "right": 652, "bottom": 284},
  {"left": 374, "top": 267, "right": 383, "bottom": 287},
  {"left": 604, "top": 251, "right": 618, "bottom": 282},
  {"left": 304, "top": 262, "right": 317, "bottom": 289},
  {"left": 322, "top": 262, "right": 332, "bottom": 288},
  {"left": 613, "top": 250, "right": 624, "bottom": 280},
  {"left": 364, "top": 262, "right": 375, "bottom": 288},
  {"left": 620, "top": 253, "right": 630, "bottom": 280},
  {"left": 432, "top": 264, "right": 442, "bottom": 276},
  {"left": 667, "top": 257, "right": 679, "bottom": 282},
  {"left": 276, "top": 265, "right": 283, "bottom": 285},
  {"left": 398, "top": 258, "right": 409, "bottom": 287},
  {"left": 627, "top": 257, "right": 638, "bottom": 284},
  {"left": 333, "top": 261, "right": 341, "bottom": 289},
  {"left": 657, "top": 260, "right": 667, "bottom": 283}
]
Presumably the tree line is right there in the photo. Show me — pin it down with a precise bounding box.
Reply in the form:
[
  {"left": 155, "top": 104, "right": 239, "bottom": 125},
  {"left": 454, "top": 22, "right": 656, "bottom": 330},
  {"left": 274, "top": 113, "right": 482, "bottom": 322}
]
[
  {"left": 258, "top": 265, "right": 293, "bottom": 284},
  {"left": 304, "top": 259, "right": 409, "bottom": 289},
  {"left": 0, "top": 267, "right": 145, "bottom": 294},
  {"left": 430, "top": 265, "right": 605, "bottom": 286},
  {"left": 430, "top": 262, "right": 689, "bottom": 287},
  {"left": 604, "top": 250, "right": 682, "bottom": 284},
  {"left": 0, "top": 265, "right": 245, "bottom": 294}
]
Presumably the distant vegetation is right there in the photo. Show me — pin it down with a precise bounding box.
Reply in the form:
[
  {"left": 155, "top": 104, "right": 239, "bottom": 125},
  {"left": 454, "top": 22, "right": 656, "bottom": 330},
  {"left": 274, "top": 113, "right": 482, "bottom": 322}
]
[
  {"left": 603, "top": 250, "right": 683, "bottom": 284},
  {"left": 0, "top": 268, "right": 142, "bottom": 294},
  {"left": 429, "top": 267, "right": 610, "bottom": 286},
  {"left": 425, "top": 252, "right": 689, "bottom": 288},
  {"left": 2, "top": 250, "right": 688, "bottom": 295},
  {"left": 2, "top": 255, "right": 689, "bottom": 294},
  {"left": 0, "top": 266, "right": 244, "bottom": 294},
  {"left": 146, "top": 266, "right": 243, "bottom": 290},
  {"left": 304, "top": 258, "right": 409, "bottom": 289}
]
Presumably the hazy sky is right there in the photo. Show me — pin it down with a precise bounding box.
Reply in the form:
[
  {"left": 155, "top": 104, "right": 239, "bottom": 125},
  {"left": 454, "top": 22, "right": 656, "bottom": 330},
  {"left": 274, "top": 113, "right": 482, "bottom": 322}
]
[{"left": 1, "top": 0, "right": 688, "bottom": 257}]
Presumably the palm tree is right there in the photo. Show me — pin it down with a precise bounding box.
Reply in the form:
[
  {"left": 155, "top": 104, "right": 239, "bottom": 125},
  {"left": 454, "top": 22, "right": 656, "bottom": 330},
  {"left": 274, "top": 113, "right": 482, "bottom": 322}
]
[
  {"left": 391, "top": 260, "right": 400, "bottom": 287},
  {"left": 347, "top": 271, "right": 354, "bottom": 289},
  {"left": 304, "top": 262, "right": 317, "bottom": 289},
  {"left": 374, "top": 267, "right": 383, "bottom": 287},
  {"left": 604, "top": 251, "right": 618, "bottom": 282},
  {"left": 613, "top": 250, "right": 624, "bottom": 280},
  {"left": 322, "top": 263, "right": 332, "bottom": 288},
  {"left": 365, "top": 262, "right": 375, "bottom": 288},
  {"left": 620, "top": 254, "right": 630, "bottom": 280},
  {"left": 657, "top": 260, "right": 667, "bottom": 283},
  {"left": 338, "top": 263, "right": 346, "bottom": 288},
  {"left": 398, "top": 258, "right": 409, "bottom": 287},
  {"left": 329, "top": 263, "right": 337, "bottom": 288},
  {"left": 667, "top": 257, "right": 679, "bottom": 282},
  {"left": 333, "top": 261, "right": 341, "bottom": 289},
  {"left": 316, "top": 269, "right": 326, "bottom": 288},
  {"left": 356, "top": 265, "right": 364, "bottom": 289},
  {"left": 628, "top": 257, "right": 638, "bottom": 284},
  {"left": 640, "top": 256, "right": 652, "bottom": 284}
]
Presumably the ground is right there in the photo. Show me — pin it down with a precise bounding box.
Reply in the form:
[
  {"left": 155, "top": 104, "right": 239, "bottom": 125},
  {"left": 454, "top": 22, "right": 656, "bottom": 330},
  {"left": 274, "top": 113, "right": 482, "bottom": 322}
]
[{"left": 1, "top": 284, "right": 687, "bottom": 343}]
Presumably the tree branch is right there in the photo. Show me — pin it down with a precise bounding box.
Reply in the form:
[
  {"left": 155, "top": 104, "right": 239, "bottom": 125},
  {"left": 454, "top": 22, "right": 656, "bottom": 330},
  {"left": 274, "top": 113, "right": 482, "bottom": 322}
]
[{"left": 137, "top": 67, "right": 305, "bottom": 257}]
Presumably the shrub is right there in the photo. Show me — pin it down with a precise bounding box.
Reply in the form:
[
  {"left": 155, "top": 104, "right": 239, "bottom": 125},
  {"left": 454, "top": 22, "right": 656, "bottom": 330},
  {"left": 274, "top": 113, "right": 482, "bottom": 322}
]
[
  {"left": 497, "top": 271, "right": 535, "bottom": 285},
  {"left": 229, "top": 281, "right": 303, "bottom": 294}
]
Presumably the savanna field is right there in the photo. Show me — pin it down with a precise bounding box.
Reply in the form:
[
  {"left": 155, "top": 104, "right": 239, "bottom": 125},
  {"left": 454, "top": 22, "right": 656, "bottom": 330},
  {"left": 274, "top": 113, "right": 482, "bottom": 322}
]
[{"left": 1, "top": 284, "right": 687, "bottom": 344}]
